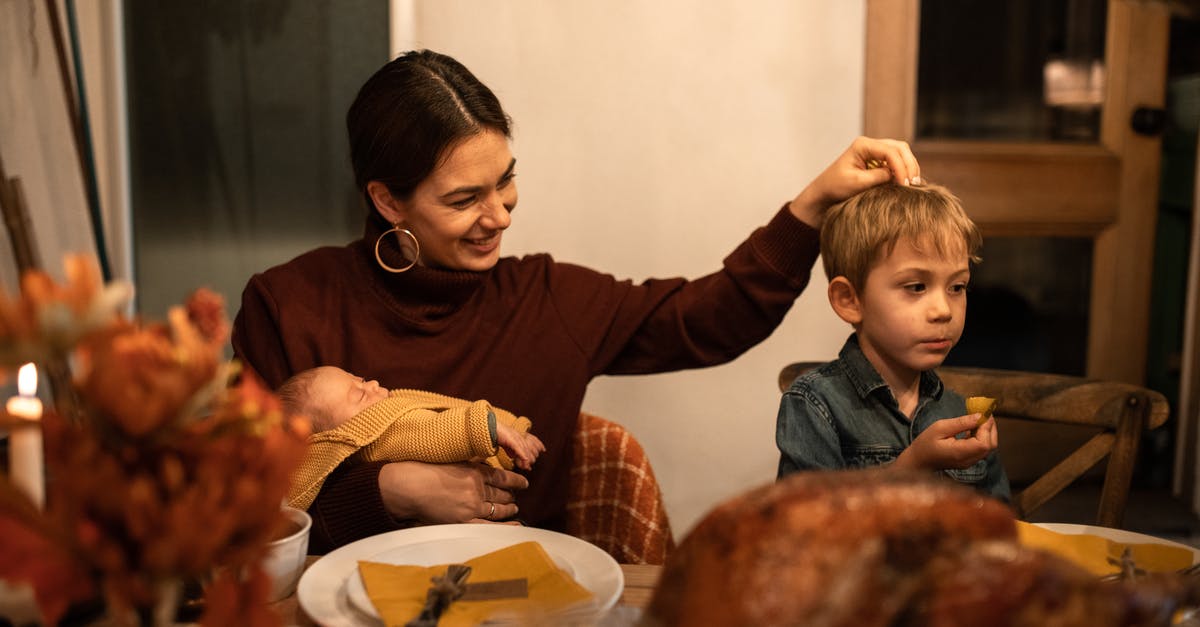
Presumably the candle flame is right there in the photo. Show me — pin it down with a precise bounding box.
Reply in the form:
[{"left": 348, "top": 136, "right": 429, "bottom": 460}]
[{"left": 17, "top": 363, "right": 37, "bottom": 397}]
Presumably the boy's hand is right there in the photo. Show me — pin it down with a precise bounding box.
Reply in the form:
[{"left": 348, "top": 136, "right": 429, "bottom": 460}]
[
  {"left": 893, "top": 414, "right": 999, "bottom": 472},
  {"left": 496, "top": 423, "right": 546, "bottom": 471}
]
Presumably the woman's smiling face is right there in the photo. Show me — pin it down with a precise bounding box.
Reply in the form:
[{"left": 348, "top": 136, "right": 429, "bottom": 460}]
[{"left": 373, "top": 129, "right": 517, "bottom": 272}]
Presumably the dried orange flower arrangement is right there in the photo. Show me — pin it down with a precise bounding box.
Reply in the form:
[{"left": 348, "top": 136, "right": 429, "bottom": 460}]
[{"left": 0, "top": 255, "right": 310, "bottom": 626}]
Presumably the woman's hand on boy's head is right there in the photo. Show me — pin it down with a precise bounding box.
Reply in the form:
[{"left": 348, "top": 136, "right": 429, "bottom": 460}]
[
  {"left": 497, "top": 423, "right": 546, "bottom": 471},
  {"left": 895, "top": 414, "right": 998, "bottom": 472},
  {"left": 789, "top": 137, "right": 923, "bottom": 228}
]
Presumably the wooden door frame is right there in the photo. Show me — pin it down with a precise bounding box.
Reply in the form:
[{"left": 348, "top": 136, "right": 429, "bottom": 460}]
[
  {"left": 1176, "top": 137, "right": 1200, "bottom": 506},
  {"left": 864, "top": 0, "right": 1170, "bottom": 385}
]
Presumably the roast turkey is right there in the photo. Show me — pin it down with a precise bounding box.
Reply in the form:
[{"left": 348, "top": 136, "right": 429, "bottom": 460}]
[{"left": 645, "top": 469, "right": 1200, "bottom": 627}]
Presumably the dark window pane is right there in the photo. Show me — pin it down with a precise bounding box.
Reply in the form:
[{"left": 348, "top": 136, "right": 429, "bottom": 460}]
[
  {"left": 945, "top": 237, "right": 1092, "bottom": 376},
  {"left": 124, "top": 1, "right": 388, "bottom": 320},
  {"left": 917, "top": 0, "right": 1107, "bottom": 142}
]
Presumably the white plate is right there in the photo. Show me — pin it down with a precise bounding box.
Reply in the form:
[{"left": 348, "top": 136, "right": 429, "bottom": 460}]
[
  {"left": 345, "top": 534, "right": 581, "bottom": 619},
  {"left": 297, "top": 525, "right": 623, "bottom": 626},
  {"left": 1035, "top": 522, "right": 1200, "bottom": 565}
]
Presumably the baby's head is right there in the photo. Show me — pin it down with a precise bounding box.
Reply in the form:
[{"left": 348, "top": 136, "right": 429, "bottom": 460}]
[
  {"left": 277, "top": 366, "right": 389, "bottom": 433},
  {"left": 820, "top": 182, "right": 980, "bottom": 291}
]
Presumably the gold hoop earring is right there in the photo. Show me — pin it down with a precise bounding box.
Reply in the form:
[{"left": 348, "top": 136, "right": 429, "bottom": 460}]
[{"left": 374, "top": 225, "right": 419, "bottom": 273}]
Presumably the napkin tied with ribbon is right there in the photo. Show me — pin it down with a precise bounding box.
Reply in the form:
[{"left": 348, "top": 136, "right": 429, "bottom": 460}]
[
  {"left": 358, "top": 541, "right": 594, "bottom": 626},
  {"left": 1016, "top": 521, "right": 1195, "bottom": 576}
]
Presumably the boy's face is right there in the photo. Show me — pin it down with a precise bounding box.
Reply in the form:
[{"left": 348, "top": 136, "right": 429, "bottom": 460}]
[
  {"left": 306, "top": 366, "right": 389, "bottom": 430},
  {"left": 851, "top": 238, "right": 970, "bottom": 380}
]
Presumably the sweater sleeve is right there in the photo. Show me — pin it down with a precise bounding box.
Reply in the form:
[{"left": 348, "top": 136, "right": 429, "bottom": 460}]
[
  {"left": 550, "top": 204, "right": 821, "bottom": 376},
  {"left": 231, "top": 273, "right": 293, "bottom": 389},
  {"left": 306, "top": 460, "right": 403, "bottom": 554},
  {"left": 358, "top": 396, "right": 497, "bottom": 463}
]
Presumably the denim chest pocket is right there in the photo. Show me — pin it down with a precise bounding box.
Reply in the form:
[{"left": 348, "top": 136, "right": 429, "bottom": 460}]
[
  {"left": 843, "top": 445, "right": 902, "bottom": 469},
  {"left": 945, "top": 459, "right": 988, "bottom": 483}
]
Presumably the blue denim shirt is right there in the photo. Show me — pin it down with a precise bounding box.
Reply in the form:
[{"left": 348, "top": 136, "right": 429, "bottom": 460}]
[{"left": 776, "top": 334, "right": 1010, "bottom": 501}]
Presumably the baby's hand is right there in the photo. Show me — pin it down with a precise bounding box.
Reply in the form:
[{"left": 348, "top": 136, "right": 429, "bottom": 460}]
[
  {"left": 497, "top": 423, "right": 546, "bottom": 471},
  {"left": 894, "top": 414, "right": 998, "bottom": 472}
]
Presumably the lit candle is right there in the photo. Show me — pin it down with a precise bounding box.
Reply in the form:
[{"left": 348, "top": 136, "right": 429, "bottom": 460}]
[{"left": 7, "top": 363, "right": 43, "bottom": 508}]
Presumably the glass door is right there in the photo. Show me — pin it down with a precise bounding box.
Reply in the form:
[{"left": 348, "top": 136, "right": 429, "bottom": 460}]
[
  {"left": 865, "top": 0, "right": 1170, "bottom": 385},
  {"left": 864, "top": 0, "right": 1171, "bottom": 498}
]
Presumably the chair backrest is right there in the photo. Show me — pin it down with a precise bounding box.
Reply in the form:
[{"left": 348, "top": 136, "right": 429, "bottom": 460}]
[
  {"left": 567, "top": 412, "right": 675, "bottom": 565},
  {"left": 777, "top": 362, "right": 1168, "bottom": 528}
]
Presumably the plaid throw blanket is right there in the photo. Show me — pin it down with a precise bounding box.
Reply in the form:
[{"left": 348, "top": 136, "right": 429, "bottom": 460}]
[{"left": 567, "top": 412, "right": 675, "bottom": 565}]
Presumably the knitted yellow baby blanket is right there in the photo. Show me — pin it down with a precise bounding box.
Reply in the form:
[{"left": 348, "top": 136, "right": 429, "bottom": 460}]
[{"left": 288, "top": 389, "right": 532, "bottom": 510}]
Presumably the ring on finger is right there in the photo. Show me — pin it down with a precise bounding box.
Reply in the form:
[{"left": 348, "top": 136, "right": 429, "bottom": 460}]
[{"left": 486, "top": 501, "right": 496, "bottom": 520}]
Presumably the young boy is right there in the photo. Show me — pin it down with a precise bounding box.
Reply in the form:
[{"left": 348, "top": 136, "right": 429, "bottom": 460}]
[
  {"left": 775, "top": 183, "right": 1009, "bottom": 500},
  {"left": 280, "top": 366, "right": 545, "bottom": 511}
]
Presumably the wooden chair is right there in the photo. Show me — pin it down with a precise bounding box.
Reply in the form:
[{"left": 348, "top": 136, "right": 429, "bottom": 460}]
[
  {"left": 567, "top": 412, "right": 675, "bottom": 565},
  {"left": 778, "top": 363, "right": 1169, "bottom": 528}
]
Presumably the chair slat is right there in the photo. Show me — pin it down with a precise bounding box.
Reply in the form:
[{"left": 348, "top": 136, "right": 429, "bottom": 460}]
[{"left": 1014, "top": 432, "right": 1114, "bottom": 518}]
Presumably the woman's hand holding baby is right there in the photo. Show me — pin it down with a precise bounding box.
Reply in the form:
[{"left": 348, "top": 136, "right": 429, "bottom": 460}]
[
  {"left": 893, "top": 414, "right": 999, "bottom": 472},
  {"left": 379, "top": 461, "right": 528, "bottom": 524}
]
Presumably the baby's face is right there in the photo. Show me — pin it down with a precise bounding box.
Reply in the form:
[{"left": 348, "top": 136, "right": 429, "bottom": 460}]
[{"left": 307, "top": 366, "right": 390, "bottom": 429}]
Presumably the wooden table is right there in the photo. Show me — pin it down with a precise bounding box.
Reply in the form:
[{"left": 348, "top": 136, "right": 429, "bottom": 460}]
[
  {"left": 272, "top": 559, "right": 662, "bottom": 625},
  {"left": 614, "top": 564, "right": 661, "bottom": 611}
]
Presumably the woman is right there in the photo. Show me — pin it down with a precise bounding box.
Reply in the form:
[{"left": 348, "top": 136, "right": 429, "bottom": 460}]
[{"left": 232, "top": 50, "right": 921, "bottom": 553}]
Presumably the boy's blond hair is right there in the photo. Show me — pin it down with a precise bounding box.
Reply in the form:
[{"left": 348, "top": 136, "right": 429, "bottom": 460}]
[{"left": 820, "top": 182, "right": 981, "bottom": 289}]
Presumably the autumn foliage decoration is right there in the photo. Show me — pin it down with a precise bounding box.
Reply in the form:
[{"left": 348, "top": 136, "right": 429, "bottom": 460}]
[{"left": 0, "top": 256, "right": 310, "bottom": 626}]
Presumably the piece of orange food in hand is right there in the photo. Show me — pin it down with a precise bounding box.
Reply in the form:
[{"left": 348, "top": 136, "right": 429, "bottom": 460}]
[{"left": 966, "top": 396, "right": 998, "bottom": 429}]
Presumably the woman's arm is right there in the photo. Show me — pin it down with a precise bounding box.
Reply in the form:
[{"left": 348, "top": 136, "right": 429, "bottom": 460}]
[
  {"left": 553, "top": 137, "right": 922, "bottom": 377},
  {"left": 378, "top": 462, "right": 529, "bottom": 523},
  {"left": 305, "top": 460, "right": 529, "bottom": 553},
  {"left": 231, "top": 274, "right": 293, "bottom": 389},
  {"left": 305, "top": 461, "right": 399, "bottom": 554},
  {"left": 551, "top": 205, "right": 821, "bottom": 376}
]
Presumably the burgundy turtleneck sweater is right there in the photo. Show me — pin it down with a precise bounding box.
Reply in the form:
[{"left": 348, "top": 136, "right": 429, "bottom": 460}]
[{"left": 232, "top": 206, "right": 820, "bottom": 553}]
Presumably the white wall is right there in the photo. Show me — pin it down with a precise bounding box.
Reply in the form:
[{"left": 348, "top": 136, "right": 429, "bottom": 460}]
[
  {"left": 397, "top": 1, "right": 864, "bottom": 535},
  {"left": 0, "top": 0, "right": 98, "bottom": 286}
]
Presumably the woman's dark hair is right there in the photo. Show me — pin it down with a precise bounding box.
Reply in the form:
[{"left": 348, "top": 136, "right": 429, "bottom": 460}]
[{"left": 347, "top": 50, "right": 512, "bottom": 211}]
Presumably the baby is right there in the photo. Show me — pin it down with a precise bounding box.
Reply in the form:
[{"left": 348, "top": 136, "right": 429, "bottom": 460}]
[{"left": 279, "top": 366, "right": 545, "bottom": 510}]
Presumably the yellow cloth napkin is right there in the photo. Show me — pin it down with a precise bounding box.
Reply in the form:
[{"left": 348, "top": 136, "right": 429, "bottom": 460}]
[
  {"left": 1017, "top": 521, "right": 1195, "bottom": 576},
  {"left": 358, "top": 541, "right": 594, "bottom": 626}
]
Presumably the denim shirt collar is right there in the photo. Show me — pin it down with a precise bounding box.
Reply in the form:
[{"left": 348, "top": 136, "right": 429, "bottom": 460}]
[{"left": 836, "top": 333, "right": 944, "bottom": 409}]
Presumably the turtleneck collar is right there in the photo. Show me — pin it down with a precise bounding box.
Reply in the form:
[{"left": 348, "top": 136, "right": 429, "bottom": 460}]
[{"left": 353, "top": 210, "right": 490, "bottom": 329}]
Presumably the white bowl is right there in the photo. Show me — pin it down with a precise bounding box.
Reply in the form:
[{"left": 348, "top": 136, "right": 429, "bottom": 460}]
[
  {"left": 262, "top": 506, "right": 312, "bottom": 602},
  {"left": 0, "top": 580, "right": 39, "bottom": 625}
]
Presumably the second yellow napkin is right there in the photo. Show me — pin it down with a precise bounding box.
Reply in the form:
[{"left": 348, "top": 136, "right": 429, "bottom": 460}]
[
  {"left": 358, "top": 540, "right": 594, "bottom": 626},
  {"left": 1017, "top": 521, "right": 1194, "bottom": 576}
]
